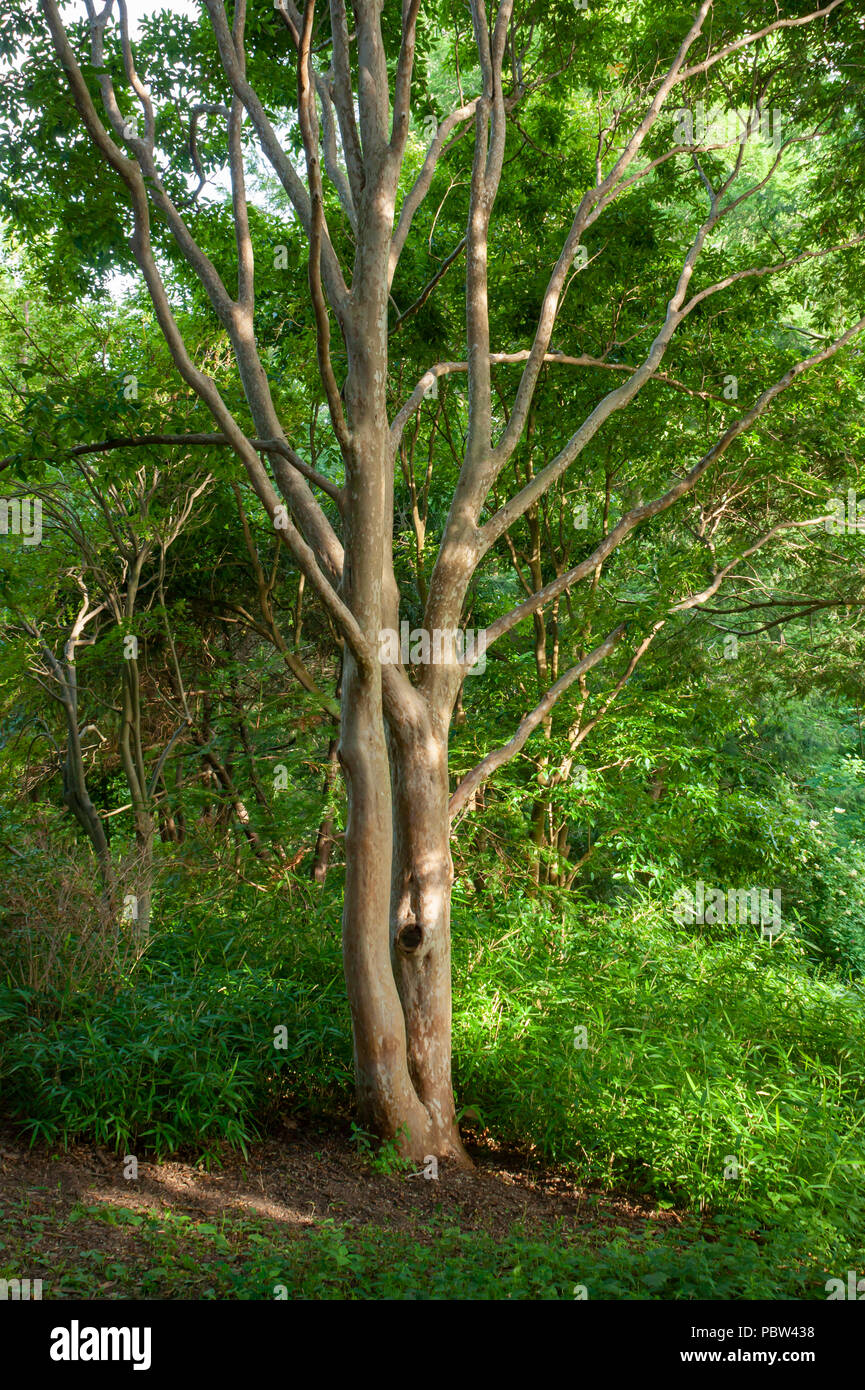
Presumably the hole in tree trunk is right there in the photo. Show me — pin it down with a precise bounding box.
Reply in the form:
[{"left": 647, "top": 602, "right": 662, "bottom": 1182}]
[{"left": 397, "top": 921, "right": 423, "bottom": 953}]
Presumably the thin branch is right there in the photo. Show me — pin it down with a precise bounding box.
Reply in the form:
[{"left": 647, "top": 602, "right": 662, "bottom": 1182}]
[
  {"left": 449, "top": 623, "right": 626, "bottom": 821},
  {"left": 480, "top": 314, "right": 865, "bottom": 651}
]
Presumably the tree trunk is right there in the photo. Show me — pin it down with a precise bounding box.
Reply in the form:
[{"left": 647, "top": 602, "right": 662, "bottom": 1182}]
[
  {"left": 389, "top": 724, "right": 466, "bottom": 1161},
  {"left": 119, "top": 659, "right": 154, "bottom": 937},
  {"left": 133, "top": 820, "right": 154, "bottom": 940},
  {"left": 311, "top": 736, "right": 339, "bottom": 883},
  {"left": 339, "top": 666, "right": 467, "bottom": 1164},
  {"left": 339, "top": 657, "right": 427, "bottom": 1147},
  {"left": 61, "top": 728, "right": 113, "bottom": 893}
]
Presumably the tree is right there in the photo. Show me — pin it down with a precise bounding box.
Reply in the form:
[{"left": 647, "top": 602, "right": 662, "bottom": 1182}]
[{"left": 11, "top": 0, "right": 865, "bottom": 1160}]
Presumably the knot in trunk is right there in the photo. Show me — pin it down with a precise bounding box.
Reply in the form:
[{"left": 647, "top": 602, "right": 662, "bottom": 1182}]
[{"left": 396, "top": 919, "right": 424, "bottom": 954}]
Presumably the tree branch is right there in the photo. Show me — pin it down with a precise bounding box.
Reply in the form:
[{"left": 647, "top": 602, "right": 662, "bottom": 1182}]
[{"left": 448, "top": 622, "right": 626, "bottom": 821}]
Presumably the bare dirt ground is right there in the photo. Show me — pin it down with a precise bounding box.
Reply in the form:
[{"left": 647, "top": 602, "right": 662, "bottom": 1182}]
[{"left": 0, "top": 1117, "right": 679, "bottom": 1253}]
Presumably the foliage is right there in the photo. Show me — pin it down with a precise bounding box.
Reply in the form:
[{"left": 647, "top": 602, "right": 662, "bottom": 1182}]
[{"left": 0, "top": 1194, "right": 860, "bottom": 1302}]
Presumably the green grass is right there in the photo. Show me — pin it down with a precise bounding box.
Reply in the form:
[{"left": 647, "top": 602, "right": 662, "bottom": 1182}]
[
  {"left": 0, "top": 1195, "right": 852, "bottom": 1300},
  {"left": 452, "top": 885, "right": 865, "bottom": 1226},
  {"left": 1, "top": 875, "right": 864, "bottom": 1292}
]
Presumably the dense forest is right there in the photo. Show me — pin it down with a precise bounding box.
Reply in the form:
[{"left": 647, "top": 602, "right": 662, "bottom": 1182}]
[{"left": 1, "top": 0, "right": 865, "bottom": 1320}]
